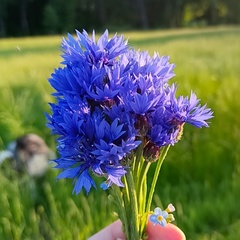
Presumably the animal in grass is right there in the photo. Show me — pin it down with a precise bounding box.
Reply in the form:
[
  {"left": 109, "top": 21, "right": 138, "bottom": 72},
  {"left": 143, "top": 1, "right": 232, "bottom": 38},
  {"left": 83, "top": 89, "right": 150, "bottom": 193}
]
[{"left": 0, "top": 133, "right": 55, "bottom": 177}]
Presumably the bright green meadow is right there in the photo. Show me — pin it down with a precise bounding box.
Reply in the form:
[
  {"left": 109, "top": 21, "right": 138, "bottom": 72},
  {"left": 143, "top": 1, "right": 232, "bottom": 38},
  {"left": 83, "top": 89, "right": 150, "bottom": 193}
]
[{"left": 0, "top": 26, "right": 240, "bottom": 240}]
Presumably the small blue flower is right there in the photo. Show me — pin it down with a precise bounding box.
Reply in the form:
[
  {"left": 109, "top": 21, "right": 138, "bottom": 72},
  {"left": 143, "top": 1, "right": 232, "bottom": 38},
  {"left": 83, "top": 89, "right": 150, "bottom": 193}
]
[
  {"left": 100, "top": 181, "right": 109, "bottom": 190},
  {"left": 150, "top": 204, "right": 175, "bottom": 227},
  {"left": 150, "top": 207, "right": 168, "bottom": 227}
]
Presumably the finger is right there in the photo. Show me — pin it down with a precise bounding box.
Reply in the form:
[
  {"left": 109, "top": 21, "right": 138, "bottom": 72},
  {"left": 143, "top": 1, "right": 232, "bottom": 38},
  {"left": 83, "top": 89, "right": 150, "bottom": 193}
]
[
  {"left": 88, "top": 220, "right": 125, "bottom": 240},
  {"left": 146, "top": 222, "right": 186, "bottom": 240}
]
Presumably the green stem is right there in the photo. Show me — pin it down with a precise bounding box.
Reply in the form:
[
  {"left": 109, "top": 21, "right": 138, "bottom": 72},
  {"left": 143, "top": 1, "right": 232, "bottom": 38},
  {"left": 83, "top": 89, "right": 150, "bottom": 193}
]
[
  {"left": 137, "top": 161, "right": 151, "bottom": 213},
  {"left": 133, "top": 142, "right": 143, "bottom": 177},
  {"left": 112, "top": 144, "right": 170, "bottom": 239},
  {"left": 137, "top": 161, "right": 151, "bottom": 196},
  {"left": 110, "top": 185, "right": 130, "bottom": 240},
  {"left": 139, "top": 175, "right": 148, "bottom": 236},
  {"left": 145, "top": 145, "right": 170, "bottom": 214},
  {"left": 125, "top": 170, "right": 139, "bottom": 239}
]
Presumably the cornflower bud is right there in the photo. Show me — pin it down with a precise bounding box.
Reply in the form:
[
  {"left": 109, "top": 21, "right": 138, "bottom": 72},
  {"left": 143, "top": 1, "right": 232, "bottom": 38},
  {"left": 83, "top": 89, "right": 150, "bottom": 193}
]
[{"left": 143, "top": 141, "right": 160, "bottom": 162}]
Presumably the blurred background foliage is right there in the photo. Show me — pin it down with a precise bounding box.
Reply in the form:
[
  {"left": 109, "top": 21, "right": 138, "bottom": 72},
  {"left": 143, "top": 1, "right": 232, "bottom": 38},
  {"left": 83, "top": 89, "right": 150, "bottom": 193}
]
[
  {"left": 0, "top": 26, "right": 240, "bottom": 239},
  {"left": 0, "top": 0, "right": 240, "bottom": 37}
]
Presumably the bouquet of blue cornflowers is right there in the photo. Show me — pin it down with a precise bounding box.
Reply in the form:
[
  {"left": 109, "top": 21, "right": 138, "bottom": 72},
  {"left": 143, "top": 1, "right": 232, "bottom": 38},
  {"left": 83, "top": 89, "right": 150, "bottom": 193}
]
[{"left": 46, "top": 30, "right": 213, "bottom": 239}]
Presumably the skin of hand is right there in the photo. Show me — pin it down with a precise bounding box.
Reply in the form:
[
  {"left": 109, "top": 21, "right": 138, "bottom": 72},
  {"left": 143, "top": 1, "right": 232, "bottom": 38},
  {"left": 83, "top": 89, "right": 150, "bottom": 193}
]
[{"left": 88, "top": 219, "right": 186, "bottom": 240}]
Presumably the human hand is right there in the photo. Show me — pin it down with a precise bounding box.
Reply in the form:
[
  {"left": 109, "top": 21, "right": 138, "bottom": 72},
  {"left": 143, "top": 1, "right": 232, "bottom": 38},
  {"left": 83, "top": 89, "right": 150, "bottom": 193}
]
[{"left": 88, "top": 219, "right": 186, "bottom": 240}]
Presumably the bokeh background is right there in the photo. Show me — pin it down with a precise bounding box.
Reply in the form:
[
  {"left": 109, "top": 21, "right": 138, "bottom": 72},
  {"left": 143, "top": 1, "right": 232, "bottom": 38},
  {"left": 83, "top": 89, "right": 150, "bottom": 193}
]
[
  {"left": 0, "top": 1, "right": 240, "bottom": 239},
  {"left": 0, "top": 0, "right": 240, "bottom": 37}
]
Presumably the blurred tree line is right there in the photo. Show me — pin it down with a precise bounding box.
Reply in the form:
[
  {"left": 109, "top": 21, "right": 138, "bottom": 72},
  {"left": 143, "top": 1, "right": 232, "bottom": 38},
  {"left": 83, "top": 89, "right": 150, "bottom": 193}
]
[{"left": 0, "top": 0, "right": 239, "bottom": 37}]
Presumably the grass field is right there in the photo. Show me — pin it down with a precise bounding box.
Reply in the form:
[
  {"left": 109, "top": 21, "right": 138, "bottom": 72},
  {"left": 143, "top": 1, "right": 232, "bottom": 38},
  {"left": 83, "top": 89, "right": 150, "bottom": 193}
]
[{"left": 0, "top": 26, "right": 240, "bottom": 239}]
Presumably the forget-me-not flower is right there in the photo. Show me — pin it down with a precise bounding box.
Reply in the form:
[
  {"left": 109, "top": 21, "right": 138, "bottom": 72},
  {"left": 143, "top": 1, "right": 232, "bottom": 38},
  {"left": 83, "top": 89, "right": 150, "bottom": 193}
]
[{"left": 150, "top": 204, "right": 176, "bottom": 227}]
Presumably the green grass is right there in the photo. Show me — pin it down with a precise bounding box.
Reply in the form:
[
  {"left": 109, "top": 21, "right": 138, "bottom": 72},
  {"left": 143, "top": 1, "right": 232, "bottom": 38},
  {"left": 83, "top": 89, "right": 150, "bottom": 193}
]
[{"left": 0, "top": 26, "right": 240, "bottom": 239}]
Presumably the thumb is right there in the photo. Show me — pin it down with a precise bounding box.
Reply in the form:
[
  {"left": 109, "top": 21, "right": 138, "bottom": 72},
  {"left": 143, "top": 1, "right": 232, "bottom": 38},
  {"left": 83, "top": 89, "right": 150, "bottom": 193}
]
[{"left": 146, "top": 222, "right": 186, "bottom": 240}]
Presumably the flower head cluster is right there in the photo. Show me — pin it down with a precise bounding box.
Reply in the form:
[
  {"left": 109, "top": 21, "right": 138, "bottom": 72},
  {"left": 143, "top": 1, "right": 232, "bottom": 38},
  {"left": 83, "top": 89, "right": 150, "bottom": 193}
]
[
  {"left": 47, "top": 30, "right": 213, "bottom": 194},
  {"left": 150, "top": 204, "right": 175, "bottom": 227}
]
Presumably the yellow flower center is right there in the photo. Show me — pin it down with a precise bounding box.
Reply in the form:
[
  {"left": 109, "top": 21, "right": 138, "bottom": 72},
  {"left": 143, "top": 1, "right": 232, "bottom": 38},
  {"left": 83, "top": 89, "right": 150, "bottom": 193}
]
[{"left": 157, "top": 215, "right": 163, "bottom": 221}]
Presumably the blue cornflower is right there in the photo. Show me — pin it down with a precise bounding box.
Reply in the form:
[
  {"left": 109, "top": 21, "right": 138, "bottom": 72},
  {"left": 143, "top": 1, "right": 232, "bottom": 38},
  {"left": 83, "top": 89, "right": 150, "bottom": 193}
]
[
  {"left": 48, "top": 100, "right": 140, "bottom": 194},
  {"left": 61, "top": 29, "right": 128, "bottom": 67},
  {"left": 164, "top": 84, "right": 214, "bottom": 128},
  {"left": 47, "top": 29, "right": 213, "bottom": 195},
  {"left": 124, "top": 50, "right": 175, "bottom": 83},
  {"left": 150, "top": 204, "right": 175, "bottom": 227},
  {"left": 146, "top": 84, "right": 213, "bottom": 147},
  {"left": 129, "top": 92, "right": 159, "bottom": 115}
]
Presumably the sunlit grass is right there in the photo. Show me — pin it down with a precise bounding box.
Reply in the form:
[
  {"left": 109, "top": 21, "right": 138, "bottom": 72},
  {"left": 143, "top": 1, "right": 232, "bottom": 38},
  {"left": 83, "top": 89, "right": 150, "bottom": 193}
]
[{"left": 0, "top": 26, "right": 240, "bottom": 239}]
